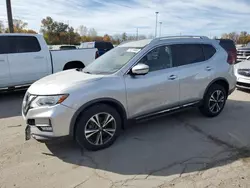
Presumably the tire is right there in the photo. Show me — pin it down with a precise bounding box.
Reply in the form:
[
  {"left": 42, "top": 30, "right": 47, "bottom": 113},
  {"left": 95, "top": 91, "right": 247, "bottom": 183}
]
[
  {"left": 199, "top": 84, "right": 227, "bottom": 117},
  {"left": 75, "top": 104, "right": 121, "bottom": 151}
]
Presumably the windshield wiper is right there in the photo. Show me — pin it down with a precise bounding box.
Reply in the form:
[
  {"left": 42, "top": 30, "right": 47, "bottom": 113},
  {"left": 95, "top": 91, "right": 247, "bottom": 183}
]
[{"left": 83, "top": 71, "right": 92, "bottom": 74}]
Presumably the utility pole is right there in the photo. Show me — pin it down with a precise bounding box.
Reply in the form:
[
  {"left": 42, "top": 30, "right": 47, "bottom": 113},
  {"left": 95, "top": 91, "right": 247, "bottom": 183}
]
[
  {"left": 136, "top": 28, "right": 138, "bottom": 40},
  {"left": 159, "top": 22, "right": 162, "bottom": 37},
  {"left": 155, "top": 12, "right": 159, "bottom": 38},
  {"left": 6, "top": 0, "right": 14, "bottom": 33},
  {"left": 67, "top": 20, "right": 70, "bottom": 45}
]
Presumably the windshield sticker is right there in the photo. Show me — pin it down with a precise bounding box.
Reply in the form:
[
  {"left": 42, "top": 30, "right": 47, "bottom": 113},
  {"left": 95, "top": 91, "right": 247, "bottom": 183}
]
[{"left": 127, "top": 48, "right": 141, "bottom": 53}]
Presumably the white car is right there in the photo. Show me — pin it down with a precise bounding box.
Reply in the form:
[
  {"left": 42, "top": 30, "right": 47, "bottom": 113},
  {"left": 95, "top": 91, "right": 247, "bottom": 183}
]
[
  {"left": 235, "top": 60, "right": 250, "bottom": 89},
  {"left": 0, "top": 33, "right": 98, "bottom": 90}
]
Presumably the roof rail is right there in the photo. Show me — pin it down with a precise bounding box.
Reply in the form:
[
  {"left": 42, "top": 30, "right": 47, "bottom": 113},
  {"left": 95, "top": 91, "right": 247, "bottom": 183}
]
[{"left": 154, "top": 35, "right": 209, "bottom": 41}]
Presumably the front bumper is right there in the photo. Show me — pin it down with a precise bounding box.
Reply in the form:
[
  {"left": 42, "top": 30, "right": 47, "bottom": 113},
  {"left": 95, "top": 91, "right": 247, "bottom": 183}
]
[
  {"left": 23, "top": 104, "right": 76, "bottom": 140},
  {"left": 236, "top": 75, "right": 250, "bottom": 89}
]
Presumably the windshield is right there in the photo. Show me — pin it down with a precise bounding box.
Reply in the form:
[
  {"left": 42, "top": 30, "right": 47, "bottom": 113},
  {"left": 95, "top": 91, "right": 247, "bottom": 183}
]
[{"left": 83, "top": 47, "right": 142, "bottom": 74}]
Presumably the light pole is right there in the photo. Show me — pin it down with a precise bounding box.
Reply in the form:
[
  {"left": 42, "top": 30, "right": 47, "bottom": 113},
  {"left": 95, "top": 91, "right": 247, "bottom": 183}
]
[
  {"left": 136, "top": 28, "right": 138, "bottom": 40},
  {"left": 155, "top": 12, "right": 159, "bottom": 38},
  {"left": 159, "top": 22, "right": 162, "bottom": 37}
]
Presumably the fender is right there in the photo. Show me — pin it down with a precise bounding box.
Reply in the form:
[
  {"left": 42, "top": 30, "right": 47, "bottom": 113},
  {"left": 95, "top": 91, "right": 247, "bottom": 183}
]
[
  {"left": 69, "top": 98, "right": 127, "bottom": 137},
  {"left": 203, "top": 77, "right": 229, "bottom": 98}
]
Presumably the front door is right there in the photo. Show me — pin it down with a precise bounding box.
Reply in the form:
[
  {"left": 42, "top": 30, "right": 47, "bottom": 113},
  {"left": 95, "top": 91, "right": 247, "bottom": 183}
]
[
  {"left": 7, "top": 36, "right": 50, "bottom": 86},
  {"left": 124, "top": 45, "right": 180, "bottom": 118}
]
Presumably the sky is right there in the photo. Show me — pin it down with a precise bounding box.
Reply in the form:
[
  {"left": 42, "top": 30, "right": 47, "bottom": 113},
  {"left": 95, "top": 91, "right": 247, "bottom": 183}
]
[{"left": 0, "top": 0, "right": 250, "bottom": 37}]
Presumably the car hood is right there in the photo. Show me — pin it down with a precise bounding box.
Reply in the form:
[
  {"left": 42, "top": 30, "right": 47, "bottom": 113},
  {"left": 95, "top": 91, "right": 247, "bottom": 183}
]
[
  {"left": 28, "top": 69, "right": 104, "bottom": 95},
  {"left": 237, "top": 47, "right": 250, "bottom": 51},
  {"left": 235, "top": 60, "right": 250, "bottom": 70}
]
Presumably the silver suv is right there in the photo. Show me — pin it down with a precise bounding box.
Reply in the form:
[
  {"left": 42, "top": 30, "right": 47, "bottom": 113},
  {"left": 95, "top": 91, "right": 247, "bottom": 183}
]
[{"left": 22, "top": 36, "right": 236, "bottom": 151}]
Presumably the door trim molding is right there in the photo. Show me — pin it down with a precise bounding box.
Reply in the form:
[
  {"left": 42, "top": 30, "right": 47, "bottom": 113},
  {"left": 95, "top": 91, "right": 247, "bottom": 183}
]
[{"left": 134, "top": 101, "right": 200, "bottom": 121}]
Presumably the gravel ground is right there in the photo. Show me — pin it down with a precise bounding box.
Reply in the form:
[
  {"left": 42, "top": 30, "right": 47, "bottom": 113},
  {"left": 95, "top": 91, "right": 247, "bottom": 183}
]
[{"left": 0, "top": 89, "right": 250, "bottom": 188}]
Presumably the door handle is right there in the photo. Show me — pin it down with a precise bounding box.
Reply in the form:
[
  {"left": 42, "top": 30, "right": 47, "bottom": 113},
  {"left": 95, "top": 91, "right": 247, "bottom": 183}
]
[
  {"left": 168, "top": 75, "right": 177, "bottom": 80},
  {"left": 34, "top": 56, "right": 44, "bottom": 59},
  {"left": 205, "top": 66, "right": 212, "bottom": 71}
]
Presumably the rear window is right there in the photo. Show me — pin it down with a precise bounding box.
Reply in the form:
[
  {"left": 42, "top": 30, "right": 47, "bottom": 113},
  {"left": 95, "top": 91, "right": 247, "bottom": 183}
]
[
  {"left": 105, "top": 42, "right": 114, "bottom": 49},
  {"left": 95, "top": 42, "right": 114, "bottom": 50},
  {"left": 172, "top": 44, "right": 205, "bottom": 66},
  {"left": 202, "top": 44, "right": 216, "bottom": 60},
  {"left": 9, "top": 36, "right": 41, "bottom": 53}
]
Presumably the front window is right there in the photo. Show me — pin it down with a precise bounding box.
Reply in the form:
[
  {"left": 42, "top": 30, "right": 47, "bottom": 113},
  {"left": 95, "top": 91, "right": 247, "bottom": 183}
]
[{"left": 83, "top": 47, "right": 142, "bottom": 74}]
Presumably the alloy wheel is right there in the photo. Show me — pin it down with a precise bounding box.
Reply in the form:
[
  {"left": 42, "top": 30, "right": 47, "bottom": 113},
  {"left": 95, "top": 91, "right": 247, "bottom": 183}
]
[
  {"left": 208, "top": 90, "right": 225, "bottom": 114},
  {"left": 84, "top": 112, "right": 116, "bottom": 145}
]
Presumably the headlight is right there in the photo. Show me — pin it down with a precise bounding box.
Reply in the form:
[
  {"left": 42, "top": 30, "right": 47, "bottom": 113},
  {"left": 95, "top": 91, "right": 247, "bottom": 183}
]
[{"left": 30, "top": 94, "right": 69, "bottom": 108}]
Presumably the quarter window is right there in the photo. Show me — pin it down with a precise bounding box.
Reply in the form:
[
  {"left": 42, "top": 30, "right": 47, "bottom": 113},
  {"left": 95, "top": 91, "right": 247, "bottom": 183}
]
[
  {"left": 140, "top": 46, "right": 173, "bottom": 72},
  {"left": 202, "top": 44, "right": 216, "bottom": 60},
  {"left": 172, "top": 44, "right": 205, "bottom": 66}
]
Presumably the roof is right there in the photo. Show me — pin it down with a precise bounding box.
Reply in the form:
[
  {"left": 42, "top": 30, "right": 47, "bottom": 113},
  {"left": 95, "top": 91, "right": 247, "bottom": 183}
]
[
  {"left": 0, "top": 33, "right": 40, "bottom": 37},
  {"left": 119, "top": 39, "right": 152, "bottom": 48},
  {"left": 118, "top": 36, "right": 211, "bottom": 48}
]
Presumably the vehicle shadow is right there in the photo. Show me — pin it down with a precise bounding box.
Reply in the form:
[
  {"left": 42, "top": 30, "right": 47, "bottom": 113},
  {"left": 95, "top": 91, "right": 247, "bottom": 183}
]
[
  {"left": 45, "top": 96, "right": 250, "bottom": 178},
  {"left": 0, "top": 90, "right": 26, "bottom": 119}
]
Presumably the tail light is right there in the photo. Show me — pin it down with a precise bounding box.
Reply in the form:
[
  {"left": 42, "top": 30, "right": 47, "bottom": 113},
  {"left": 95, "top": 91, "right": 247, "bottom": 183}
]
[
  {"left": 227, "top": 49, "right": 237, "bottom": 65},
  {"left": 95, "top": 51, "right": 99, "bottom": 59}
]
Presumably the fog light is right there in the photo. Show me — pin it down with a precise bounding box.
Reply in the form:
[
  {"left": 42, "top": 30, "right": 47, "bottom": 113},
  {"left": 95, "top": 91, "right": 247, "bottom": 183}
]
[{"left": 39, "top": 126, "right": 53, "bottom": 132}]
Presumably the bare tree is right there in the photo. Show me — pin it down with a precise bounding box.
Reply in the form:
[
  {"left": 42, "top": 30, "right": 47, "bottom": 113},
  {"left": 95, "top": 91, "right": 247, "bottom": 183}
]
[
  {"left": 0, "top": 21, "right": 4, "bottom": 33},
  {"left": 88, "top": 28, "right": 97, "bottom": 37},
  {"left": 78, "top": 25, "right": 88, "bottom": 36},
  {"left": 13, "top": 19, "right": 28, "bottom": 32}
]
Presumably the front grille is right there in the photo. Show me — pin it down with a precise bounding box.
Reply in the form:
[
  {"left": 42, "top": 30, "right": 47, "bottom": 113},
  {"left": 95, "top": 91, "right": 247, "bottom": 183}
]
[
  {"left": 238, "top": 69, "right": 250, "bottom": 77},
  {"left": 237, "top": 82, "right": 250, "bottom": 88},
  {"left": 237, "top": 50, "right": 250, "bottom": 62}
]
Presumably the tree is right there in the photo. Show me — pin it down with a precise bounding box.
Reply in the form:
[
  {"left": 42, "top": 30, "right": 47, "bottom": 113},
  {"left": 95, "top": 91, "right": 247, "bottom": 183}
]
[
  {"left": 221, "top": 33, "right": 228, "bottom": 39},
  {"left": 88, "top": 28, "right": 97, "bottom": 37},
  {"left": 103, "top": 34, "right": 111, "bottom": 42},
  {"left": 13, "top": 19, "right": 28, "bottom": 32},
  {"left": 0, "top": 21, "right": 4, "bottom": 33},
  {"left": 40, "top": 16, "right": 55, "bottom": 33},
  {"left": 4, "top": 19, "right": 36, "bottom": 33},
  {"left": 122, "top": 32, "right": 127, "bottom": 41},
  {"left": 77, "top": 25, "right": 88, "bottom": 36},
  {"left": 221, "top": 32, "right": 239, "bottom": 43},
  {"left": 41, "top": 16, "right": 81, "bottom": 45}
]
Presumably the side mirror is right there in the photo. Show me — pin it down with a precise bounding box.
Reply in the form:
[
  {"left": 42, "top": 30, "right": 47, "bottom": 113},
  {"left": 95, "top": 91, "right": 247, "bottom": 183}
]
[{"left": 131, "top": 63, "right": 149, "bottom": 75}]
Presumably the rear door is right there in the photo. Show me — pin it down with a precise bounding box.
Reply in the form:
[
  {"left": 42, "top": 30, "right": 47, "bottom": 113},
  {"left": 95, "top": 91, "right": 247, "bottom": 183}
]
[
  {"left": 172, "top": 43, "right": 215, "bottom": 104},
  {"left": 0, "top": 36, "right": 11, "bottom": 88},
  {"left": 7, "top": 36, "right": 50, "bottom": 85}
]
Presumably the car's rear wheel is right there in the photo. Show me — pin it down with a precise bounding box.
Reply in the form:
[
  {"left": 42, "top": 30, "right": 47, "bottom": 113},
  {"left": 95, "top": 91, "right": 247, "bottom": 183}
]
[
  {"left": 199, "top": 84, "right": 227, "bottom": 117},
  {"left": 75, "top": 104, "right": 121, "bottom": 151}
]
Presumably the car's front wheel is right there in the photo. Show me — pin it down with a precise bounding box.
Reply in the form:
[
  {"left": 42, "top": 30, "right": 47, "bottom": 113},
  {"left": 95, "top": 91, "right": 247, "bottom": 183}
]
[
  {"left": 199, "top": 84, "right": 227, "bottom": 117},
  {"left": 75, "top": 104, "right": 121, "bottom": 151}
]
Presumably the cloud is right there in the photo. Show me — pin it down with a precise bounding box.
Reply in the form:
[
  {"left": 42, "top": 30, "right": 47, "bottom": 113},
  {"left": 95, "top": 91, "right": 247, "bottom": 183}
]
[{"left": 0, "top": 0, "right": 250, "bottom": 37}]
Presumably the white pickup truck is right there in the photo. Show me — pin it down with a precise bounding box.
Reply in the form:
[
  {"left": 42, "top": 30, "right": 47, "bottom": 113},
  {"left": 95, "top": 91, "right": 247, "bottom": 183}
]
[{"left": 0, "top": 33, "right": 98, "bottom": 90}]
